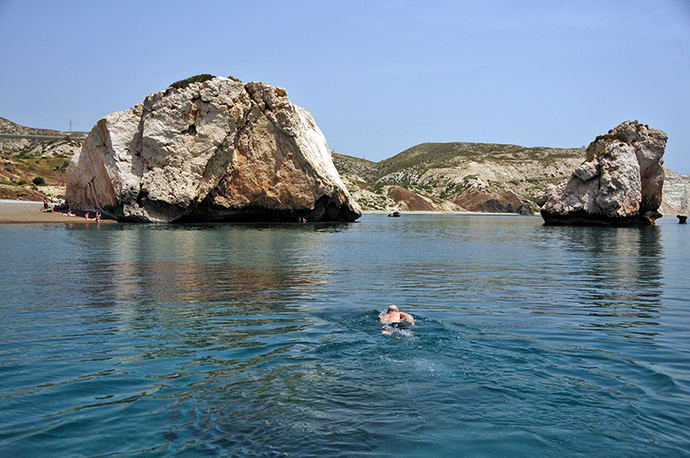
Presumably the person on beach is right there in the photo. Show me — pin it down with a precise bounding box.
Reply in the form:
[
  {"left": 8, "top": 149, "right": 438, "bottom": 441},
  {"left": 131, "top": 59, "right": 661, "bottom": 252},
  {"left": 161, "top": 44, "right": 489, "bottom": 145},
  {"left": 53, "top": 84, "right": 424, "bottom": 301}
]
[
  {"left": 42, "top": 198, "right": 51, "bottom": 212},
  {"left": 380, "top": 304, "right": 415, "bottom": 329},
  {"left": 95, "top": 212, "right": 101, "bottom": 223}
]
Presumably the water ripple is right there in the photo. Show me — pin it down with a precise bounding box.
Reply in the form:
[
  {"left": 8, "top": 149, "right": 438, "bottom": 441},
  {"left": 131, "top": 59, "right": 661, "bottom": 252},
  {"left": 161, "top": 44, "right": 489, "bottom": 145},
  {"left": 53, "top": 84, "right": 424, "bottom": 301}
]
[{"left": 0, "top": 217, "right": 688, "bottom": 455}]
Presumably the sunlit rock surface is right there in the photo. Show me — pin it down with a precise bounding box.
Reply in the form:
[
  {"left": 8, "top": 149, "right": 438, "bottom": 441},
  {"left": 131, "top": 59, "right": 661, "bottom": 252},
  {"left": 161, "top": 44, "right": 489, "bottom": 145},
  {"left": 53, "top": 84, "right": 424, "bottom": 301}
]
[
  {"left": 537, "top": 121, "right": 667, "bottom": 225},
  {"left": 66, "top": 76, "right": 361, "bottom": 222}
]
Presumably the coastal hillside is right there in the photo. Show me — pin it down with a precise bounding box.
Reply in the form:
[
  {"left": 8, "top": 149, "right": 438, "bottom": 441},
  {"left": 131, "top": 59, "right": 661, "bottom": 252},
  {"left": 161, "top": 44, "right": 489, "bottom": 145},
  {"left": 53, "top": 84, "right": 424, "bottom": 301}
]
[
  {"left": 334, "top": 141, "right": 690, "bottom": 216},
  {"left": 333, "top": 142, "right": 586, "bottom": 213},
  {"left": 0, "top": 117, "right": 87, "bottom": 200},
  {"left": 0, "top": 117, "right": 87, "bottom": 152}
]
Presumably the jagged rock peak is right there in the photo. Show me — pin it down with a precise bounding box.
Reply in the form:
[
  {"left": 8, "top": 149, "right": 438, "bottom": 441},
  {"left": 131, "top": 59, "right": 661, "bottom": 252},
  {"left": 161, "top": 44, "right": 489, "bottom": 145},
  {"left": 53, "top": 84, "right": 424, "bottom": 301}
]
[
  {"left": 66, "top": 75, "right": 361, "bottom": 222},
  {"left": 537, "top": 121, "right": 667, "bottom": 225}
]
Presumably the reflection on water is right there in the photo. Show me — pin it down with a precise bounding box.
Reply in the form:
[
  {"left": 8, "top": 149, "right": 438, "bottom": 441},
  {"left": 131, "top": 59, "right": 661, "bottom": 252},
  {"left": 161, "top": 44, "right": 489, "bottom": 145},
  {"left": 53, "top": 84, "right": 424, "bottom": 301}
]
[
  {"left": 65, "top": 222, "right": 344, "bottom": 307},
  {"left": 536, "top": 225, "right": 663, "bottom": 335},
  {"left": 0, "top": 216, "right": 688, "bottom": 456}
]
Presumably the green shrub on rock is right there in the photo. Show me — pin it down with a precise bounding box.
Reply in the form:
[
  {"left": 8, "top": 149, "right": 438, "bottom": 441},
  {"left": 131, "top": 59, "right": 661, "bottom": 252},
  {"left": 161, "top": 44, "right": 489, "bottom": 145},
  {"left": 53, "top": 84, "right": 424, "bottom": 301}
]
[
  {"left": 594, "top": 132, "right": 627, "bottom": 143},
  {"left": 169, "top": 74, "right": 216, "bottom": 90}
]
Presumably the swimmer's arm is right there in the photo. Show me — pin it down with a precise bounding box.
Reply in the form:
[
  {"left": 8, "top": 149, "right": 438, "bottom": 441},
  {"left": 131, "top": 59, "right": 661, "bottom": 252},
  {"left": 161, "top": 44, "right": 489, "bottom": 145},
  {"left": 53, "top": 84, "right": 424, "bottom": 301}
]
[{"left": 401, "top": 312, "right": 415, "bottom": 325}]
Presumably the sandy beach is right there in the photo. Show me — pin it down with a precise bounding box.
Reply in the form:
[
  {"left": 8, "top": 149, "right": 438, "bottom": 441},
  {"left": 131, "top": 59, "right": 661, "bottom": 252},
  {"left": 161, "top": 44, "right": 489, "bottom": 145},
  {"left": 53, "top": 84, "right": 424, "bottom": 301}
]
[{"left": 0, "top": 200, "right": 116, "bottom": 224}]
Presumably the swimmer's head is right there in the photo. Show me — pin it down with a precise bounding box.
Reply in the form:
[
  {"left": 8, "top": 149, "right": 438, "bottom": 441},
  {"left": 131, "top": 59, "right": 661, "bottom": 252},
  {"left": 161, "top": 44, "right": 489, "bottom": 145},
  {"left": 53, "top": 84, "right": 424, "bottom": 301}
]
[{"left": 387, "top": 305, "right": 399, "bottom": 312}]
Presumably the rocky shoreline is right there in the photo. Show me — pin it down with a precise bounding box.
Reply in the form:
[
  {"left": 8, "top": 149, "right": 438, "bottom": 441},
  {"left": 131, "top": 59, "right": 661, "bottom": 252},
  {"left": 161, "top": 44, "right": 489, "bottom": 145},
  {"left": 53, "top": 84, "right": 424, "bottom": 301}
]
[
  {"left": 3, "top": 105, "right": 689, "bottom": 219},
  {"left": 4, "top": 198, "right": 685, "bottom": 225}
]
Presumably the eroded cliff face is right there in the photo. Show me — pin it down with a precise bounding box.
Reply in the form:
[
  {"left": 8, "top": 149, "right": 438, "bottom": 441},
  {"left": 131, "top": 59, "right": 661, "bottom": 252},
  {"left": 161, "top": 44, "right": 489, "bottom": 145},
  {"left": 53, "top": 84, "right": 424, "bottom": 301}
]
[
  {"left": 66, "top": 76, "right": 361, "bottom": 222},
  {"left": 537, "top": 121, "right": 667, "bottom": 225},
  {"left": 659, "top": 169, "right": 690, "bottom": 216}
]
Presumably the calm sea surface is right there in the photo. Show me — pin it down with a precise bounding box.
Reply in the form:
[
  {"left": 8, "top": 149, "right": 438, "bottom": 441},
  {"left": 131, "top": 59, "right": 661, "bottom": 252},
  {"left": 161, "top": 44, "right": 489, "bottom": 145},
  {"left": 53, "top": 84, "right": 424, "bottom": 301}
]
[{"left": 1, "top": 214, "right": 688, "bottom": 456}]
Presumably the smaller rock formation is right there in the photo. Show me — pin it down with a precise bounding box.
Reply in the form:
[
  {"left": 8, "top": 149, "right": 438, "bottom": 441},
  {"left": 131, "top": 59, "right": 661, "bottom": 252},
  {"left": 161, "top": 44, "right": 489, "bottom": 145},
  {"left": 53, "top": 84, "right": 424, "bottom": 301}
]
[
  {"left": 678, "top": 215, "right": 687, "bottom": 224},
  {"left": 536, "top": 121, "right": 667, "bottom": 225}
]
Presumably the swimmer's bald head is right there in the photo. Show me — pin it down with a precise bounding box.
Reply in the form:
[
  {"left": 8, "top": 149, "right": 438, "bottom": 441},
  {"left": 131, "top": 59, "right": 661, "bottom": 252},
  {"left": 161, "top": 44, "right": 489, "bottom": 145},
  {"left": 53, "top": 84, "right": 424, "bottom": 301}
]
[{"left": 387, "top": 305, "right": 399, "bottom": 312}]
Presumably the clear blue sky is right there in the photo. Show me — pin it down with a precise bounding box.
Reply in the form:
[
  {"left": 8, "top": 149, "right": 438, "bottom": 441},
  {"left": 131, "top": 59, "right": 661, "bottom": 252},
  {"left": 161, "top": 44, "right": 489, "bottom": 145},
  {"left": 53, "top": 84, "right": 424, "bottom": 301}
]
[{"left": 1, "top": 0, "right": 689, "bottom": 172}]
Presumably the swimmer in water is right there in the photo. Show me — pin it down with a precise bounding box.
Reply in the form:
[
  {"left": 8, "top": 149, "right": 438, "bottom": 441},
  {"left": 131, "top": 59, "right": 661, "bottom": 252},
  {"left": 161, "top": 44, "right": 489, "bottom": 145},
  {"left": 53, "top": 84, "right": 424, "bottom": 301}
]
[{"left": 380, "top": 305, "right": 415, "bottom": 334}]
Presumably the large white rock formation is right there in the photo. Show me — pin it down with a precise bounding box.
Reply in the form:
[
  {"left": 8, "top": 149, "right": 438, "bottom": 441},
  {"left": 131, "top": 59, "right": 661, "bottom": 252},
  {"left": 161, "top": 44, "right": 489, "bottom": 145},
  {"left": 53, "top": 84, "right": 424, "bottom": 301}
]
[
  {"left": 536, "top": 121, "right": 667, "bottom": 225},
  {"left": 66, "top": 76, "right": 361, "bottom": 222}
]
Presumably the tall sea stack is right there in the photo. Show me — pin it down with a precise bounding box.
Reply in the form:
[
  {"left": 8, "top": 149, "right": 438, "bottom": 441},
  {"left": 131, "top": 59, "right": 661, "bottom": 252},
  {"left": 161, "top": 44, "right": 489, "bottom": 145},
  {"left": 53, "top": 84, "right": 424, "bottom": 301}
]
[
  {"left": 66, "top": 75, "right": 361, "bottom": 223},
  {"left": 536, "top": 121, "right": 667, "bottom": 226}
]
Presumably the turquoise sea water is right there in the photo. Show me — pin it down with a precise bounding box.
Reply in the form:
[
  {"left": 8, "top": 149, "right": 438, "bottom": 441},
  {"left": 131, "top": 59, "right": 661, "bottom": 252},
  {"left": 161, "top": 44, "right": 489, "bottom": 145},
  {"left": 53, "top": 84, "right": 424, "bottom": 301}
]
[{"left": 0, "top": 214, "right": 689, "bottom": 456}]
